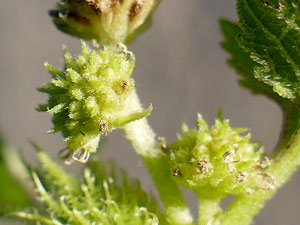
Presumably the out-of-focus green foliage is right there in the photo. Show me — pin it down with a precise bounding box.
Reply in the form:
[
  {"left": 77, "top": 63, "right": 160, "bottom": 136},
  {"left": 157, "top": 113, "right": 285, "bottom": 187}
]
[
  {"left": 13, "top": 146, "right": 167, "bottom": 225},
  {"left": 220, "top": 17, "right": 300, "bottom": 153},
  {"left": 0, "top": 135, "right": 31, "bottom": 212}
]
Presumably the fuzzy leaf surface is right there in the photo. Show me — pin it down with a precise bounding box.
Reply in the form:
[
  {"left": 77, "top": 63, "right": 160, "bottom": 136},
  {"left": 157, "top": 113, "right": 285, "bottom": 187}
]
[
  {"left": 220, "top": 15, "right": 300, "bottom": 153},
  {"left": 236, "top": 0, "right": 300, "bottom": 102}
]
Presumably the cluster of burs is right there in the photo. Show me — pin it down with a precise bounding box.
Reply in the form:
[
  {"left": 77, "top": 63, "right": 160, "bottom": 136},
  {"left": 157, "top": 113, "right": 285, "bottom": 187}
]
[
  {"left": 41, "top": 0, "right": 156, "bottom": 163},
  {"left": 39, "top": 0, "right": 275, "bottom": 196},
  {"left": 41, "top": 0, "right": 275, "bottom": 210}
]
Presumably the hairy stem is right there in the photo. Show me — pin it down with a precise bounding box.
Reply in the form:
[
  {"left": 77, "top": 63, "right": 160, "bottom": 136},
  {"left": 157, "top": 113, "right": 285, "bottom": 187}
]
[
  {"left": 123, "top": 90, "right": 195, "bottom": 225},
  {"left": 220, "top": 121, "right": 300, "bottom": 225},
  {"left": 198, "top": 197, "right": 222, "bottom": 225}
]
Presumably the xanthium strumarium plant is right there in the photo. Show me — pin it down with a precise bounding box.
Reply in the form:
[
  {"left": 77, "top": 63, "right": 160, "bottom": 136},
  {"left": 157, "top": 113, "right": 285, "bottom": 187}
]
[{"left": 1, "top": 0, "right": 300, "bottom": 225}]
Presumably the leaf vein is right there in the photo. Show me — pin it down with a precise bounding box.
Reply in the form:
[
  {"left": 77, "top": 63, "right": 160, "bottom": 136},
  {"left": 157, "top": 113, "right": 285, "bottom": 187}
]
[{"left": 241, "top": 0, "right": 300, "bottom": 78}]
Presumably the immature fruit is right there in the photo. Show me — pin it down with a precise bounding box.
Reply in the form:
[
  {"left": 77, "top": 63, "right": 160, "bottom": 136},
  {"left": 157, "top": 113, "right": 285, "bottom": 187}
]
[
  {"left": 38, "top": 42, "right": 152, "bottom": 163},
  {"left": 169, "top": 114, "right": 275, "bottom": 196}
]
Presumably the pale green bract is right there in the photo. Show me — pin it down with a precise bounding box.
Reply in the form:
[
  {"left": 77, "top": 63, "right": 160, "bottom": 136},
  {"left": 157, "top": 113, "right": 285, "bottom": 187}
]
[
  {"left": 38, "top": 42, "right": 152, "bottom": 163},
  {"left": 169, "top": 114, "right": 274, "bottom": 197}
]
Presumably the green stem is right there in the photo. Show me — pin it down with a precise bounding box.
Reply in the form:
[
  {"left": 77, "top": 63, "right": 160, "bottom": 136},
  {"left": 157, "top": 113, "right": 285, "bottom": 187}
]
[
  {"left": 220, "top": 123, "right": 300, "bottom": 225},
  {"left": 123, "top": 90, "right": 195, "bottom": 225},
  {"left": 197, "top": 197, "right": 222, "bottom": 225},
  {"left": 272, "top": 102, "right": 300, "bottom": 158}
]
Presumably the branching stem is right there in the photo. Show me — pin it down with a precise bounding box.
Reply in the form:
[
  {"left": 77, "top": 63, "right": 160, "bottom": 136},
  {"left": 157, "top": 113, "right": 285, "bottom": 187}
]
[
  {"left": 197, "top": 197, "right": 222, "bottom": 225},
  {"left": 123, "top": 90, "right": 195, "bottom": 225},
  {"left": 220, "top": 120, "right": 300, "bottom": 225}
]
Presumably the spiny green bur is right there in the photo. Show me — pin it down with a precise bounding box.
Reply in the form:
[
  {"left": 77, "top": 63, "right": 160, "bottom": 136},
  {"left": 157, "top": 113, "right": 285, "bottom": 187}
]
[
  {"left": 169, "top": 114, "right": 275, "bottom": 197},
  {"left": 14, "top": 148, "right": 163, "bottom": 225},
  {"left": 50, "top": 0, "right": 158, "bottom": 44},
  {"left": 38, "top": 42, "right": 152, "bottom": 163}
]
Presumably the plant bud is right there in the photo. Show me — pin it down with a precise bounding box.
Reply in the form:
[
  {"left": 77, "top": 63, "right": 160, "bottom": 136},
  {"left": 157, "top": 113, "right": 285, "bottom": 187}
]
[{"left": 49, "top": 0, "right": 159, "bottom": 44}]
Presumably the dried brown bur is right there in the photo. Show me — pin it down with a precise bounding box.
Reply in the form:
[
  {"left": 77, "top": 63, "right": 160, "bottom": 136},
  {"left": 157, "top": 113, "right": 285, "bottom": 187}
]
[
  {"left": 85, "top": 0, "right": 121, "bottom": 13},
  {"left": 258, "top": 173, "right": 276, "bottom": 190},
  {"left": 84, "top": 0, "right": 145, "bottom": 18},
  {"left": 235, "top": 171, "right": 248, "bottom": 183},
  {"left": 57, "top": 9, "right": 91, "bottom": 25},
  {"left": 129, "top": 0, "right": 145, "bottom": 20},
  {"left": 113, "top": 80, "right": 130, "bottom": 95},
  {"left": 196, "top": 159, "right": 209, "bottom": 174},
  {"left": 223, "top": 146, "right": 241, "bottom": 173},
  {"left": 257, "top": 156, "right": 271, "bottom": 170},
  {"left": 117, "top": 43, "right": 135, "bottom": 61},
  {"left": 223, "top": 145, "right": 240, "bottom": 164},
  {"left": 121, "top": 80, "right": 129, "bottom": 89},
  {"left": 173, "top": 167, "right": 183, "bottom": 177},
  {"left": 91, "top": 39, "right": 100, "bottom": 48},
  {"left": 99, "top": 119, "right": 109, "bottom": 132},
  {"left": 158, "top": 137, "right": 167, "bottom": 150},
  {"left": 72, "top": 148, "right": 90, "bottom": 163}
]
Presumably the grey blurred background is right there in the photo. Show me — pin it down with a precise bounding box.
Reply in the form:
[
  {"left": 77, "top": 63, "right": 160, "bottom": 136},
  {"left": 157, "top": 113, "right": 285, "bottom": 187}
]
[{"left": 1, "top": 0, "right": 300, "bottom": 224}]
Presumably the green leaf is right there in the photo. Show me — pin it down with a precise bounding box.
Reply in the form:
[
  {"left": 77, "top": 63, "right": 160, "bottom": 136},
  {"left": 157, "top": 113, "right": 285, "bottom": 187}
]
[
  {"left": 220, "top": 19, "right": 279, "bottom": 101},
  {"left": 0, "top": 134, "right": 31, "bottom": 212},
  {"left": 235, "top": 0, "right": 300, "bottom": 102},
  {"left": 220, "top": 17, "right": 300, "bottom": 155}
]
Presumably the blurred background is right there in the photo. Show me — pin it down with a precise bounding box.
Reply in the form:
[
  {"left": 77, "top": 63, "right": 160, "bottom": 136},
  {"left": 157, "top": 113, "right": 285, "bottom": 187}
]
[{"left": 0, "top": 0, "right": 299, "bottom": 224}]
